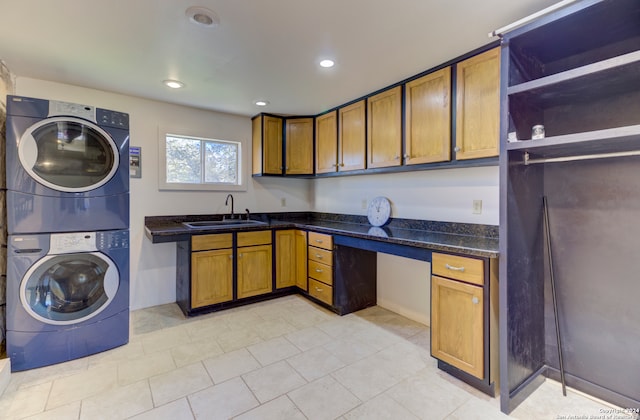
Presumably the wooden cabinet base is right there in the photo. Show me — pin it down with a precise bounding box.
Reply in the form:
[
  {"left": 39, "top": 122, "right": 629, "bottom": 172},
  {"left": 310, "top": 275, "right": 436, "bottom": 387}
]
[{"left": 437, "top": 360, "right": 496, "bottom": 397}]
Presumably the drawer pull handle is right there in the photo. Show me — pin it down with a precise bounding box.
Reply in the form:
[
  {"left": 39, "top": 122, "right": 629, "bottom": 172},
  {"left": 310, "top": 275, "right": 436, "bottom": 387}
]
[
  {"left": 445, "top": 263, "right": 465, "bottom": 272},
  {"left": 315, "top": 268, "right": 323, "bottom": 273},
  {"left": 472, "top": 296, "right": 479, "bottom": 304},
  {"left": 315, "top": 239, "right": 323, "bottom": 243},
  {"left": 315, "top": 254, "right": 323, "bottom": 259},
  {"left": 315, "top": 287, "right": 323, "bottom": 292}
]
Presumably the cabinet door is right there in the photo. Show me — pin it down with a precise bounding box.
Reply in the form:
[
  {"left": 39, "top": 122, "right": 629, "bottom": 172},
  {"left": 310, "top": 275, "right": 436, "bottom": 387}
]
[
  {"left": 295, "top": 230, "right": 308, "bottom": 290},
  {"left": 431, "top": 275, "right": 484, "bottom": 378},
  {"left": 404, "top": 67, "right": 451, "bottom": 164},
  {"left": 276, "top": 230, "right": 307, "bottom": 290},
  {"left": 338, "top": 100, "right": 366, "bottom": 171},
  {"left": 275, "top": 230, "right": 296, "bottom": 289},
  {"left": 315, "top": 111, "right": 338, "bottom": 174},
  {"left": 263, "top": 115, "right": 283, "bottom": 174},
  {"left": 285, "top": 118, "right": 314, "bottom": 175},
  {"left": 237, "top": 244, "right": 273, "bottom": 299},
  {"left": 252, "top": 116, "right": 263, "bottom": 175},
  {"left": 367, "top": 86, "right": 402, "bottom": 168},
  {"left": 455, "top": 47, "right": 500, "bottom": 160},
  {"left": 191, "top": 249, "right": 233, "bottom": 307}
]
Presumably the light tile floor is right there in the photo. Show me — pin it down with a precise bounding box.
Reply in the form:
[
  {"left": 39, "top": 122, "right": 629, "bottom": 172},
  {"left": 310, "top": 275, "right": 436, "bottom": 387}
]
[{"left": 0, "top": 295, "right": 633, "bottom": 419}]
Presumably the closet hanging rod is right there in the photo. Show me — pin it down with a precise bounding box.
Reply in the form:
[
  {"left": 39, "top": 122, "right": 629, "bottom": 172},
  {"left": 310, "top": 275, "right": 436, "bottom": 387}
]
[
  {"left": 488, "top": 0, "right": 579, "bottom": 38},
  {"left": 524, "top": 150, "right": 640, "bottom": 165}
]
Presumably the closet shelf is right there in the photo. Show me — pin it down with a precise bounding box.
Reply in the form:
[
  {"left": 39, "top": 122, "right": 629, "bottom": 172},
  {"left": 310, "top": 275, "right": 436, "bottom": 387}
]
[
  {"left": 506, "top": 124, "right": 640, "bottom": 159},
  {"left": 507, "top": 50, "right": 640, "bottom": 107}
]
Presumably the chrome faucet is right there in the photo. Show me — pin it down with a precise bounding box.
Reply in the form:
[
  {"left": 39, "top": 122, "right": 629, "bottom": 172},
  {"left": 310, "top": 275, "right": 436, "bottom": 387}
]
[{"left": 225, "top": 194, "right": 234, "bottom": 219}]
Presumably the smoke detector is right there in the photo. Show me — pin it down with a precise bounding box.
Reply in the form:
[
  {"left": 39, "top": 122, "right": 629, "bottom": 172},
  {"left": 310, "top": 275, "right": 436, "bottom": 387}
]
[{"left": 186, "top": 6, "right": 220, "bottom": 28}]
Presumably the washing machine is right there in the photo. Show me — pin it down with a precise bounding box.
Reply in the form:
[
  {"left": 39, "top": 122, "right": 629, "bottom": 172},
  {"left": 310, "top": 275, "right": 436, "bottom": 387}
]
[
  {"left": 5, "top": 95, "right": 129, "bottom": 234},
  {"left": 6, "top": 229, "right": 129, "bottom": 371}
]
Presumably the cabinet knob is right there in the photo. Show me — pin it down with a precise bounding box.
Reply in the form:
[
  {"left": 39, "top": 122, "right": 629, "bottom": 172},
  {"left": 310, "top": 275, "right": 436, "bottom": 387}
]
[
  {"left": 445, "top": 263, "right": 465, "bottom": 272},
  {"left": 454, "top": 146, "right": 461, "bottom": 152},
  {"left": 315, "top": 254, "right": 323, "bottom": 259},
  {"left": 315, "top": 268, "right": 323, "bottom": 273},
  {"left": 472, "top": 296, "right": 479, "bottom": 304},
  {"left": 404, "top": 154, "right": 410, "bottom": 159},
  {"left": 340, "top": 163, "right": 345, "bottom": 167},
  {"left": 315, "top": 239, "right": 323, "bottom": 244},
  {"left": 395, "top": 155, "right": 400, "bottom": 160},
  {"left": 238, "top": 253, "right": 243, "bottom": 258},
  {"left": 315, "top": 287, "right": 323, "bottom": 292},
  {"left": 285, "top": 167, "right": 289, "bottom": 170}
]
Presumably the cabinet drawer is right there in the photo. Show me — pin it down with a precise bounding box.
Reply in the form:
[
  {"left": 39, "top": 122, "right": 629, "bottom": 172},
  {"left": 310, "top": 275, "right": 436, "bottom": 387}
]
[
  {"left": 237, "top": 230, "right": 272, "bottom": 247},
  {"left": 192, "top": 233, "right": 233, "bottom": 251},
  {"left": 308, "top": 232, "right": 333, "bottom": 250},
  {"left": 308, "top": 246, "right": 333, "bottom": 266},
  {"left": 308, "top": 260, "right": 332, "bottom": 285},
  {"left": 309, "top": 278, "right": 333, "bottom": 305},
  {"left": 432, "top": 253, "right": 484, "bottom": 286}
]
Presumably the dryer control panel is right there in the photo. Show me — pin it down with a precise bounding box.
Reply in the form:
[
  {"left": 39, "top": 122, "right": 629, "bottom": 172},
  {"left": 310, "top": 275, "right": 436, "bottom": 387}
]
[{"left": 97, "top": 230, "right": 129, "bottom": 250}]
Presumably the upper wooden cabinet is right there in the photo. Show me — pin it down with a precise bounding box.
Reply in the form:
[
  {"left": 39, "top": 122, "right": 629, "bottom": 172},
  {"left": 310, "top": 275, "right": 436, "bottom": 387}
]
[
  {"left": 252, "top": 114, "right": 283, "bottom": 175},
  {"left": 252, "top": 117, "right": 263, "bottom": 175},
  {"left": 285, "top": 118, "right": 314, "bottom": 175},
  {"left": 367, "top": 86, "right": 402, "bottom": 168},
  {"left": 338, "top": 100, "right": 366, "bottom": 172},
  {"left": 404, "top": 67, "right": 451, "bottom": 165},
  {"left": 455, "top": 47, "right": 500, "bottom": 160},
  {"left": 315, "top": 111, "right": 338, "bottom": 174}
]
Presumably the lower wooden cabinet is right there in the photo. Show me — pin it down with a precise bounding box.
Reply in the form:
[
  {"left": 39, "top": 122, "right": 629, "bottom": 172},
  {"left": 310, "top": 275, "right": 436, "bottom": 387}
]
[
  {"left": 308, "top": 232, "right": 334, "bottom": 305},
  {"left": 275, "top": 230, "right": 307, "bottom": 290},
  {"left": 431, "top": 275, "right": 484, "bottom": 378},
  {"left": 430, "top": 252, "right": 499, "bottom": 395},
  {"left": 191, "top": 233, "right": 233, "bottom": 308},
  {"left": 237, "top": 231, "right": 272, "bottom": 299},
  {"left": 191, "top": 247, "right": 233, "bottom": 308}
]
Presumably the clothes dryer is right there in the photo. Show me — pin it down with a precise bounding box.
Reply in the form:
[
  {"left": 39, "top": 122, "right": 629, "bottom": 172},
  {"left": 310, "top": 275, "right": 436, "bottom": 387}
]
[
  {"left": 6, "top": 230, "right": 129, "bottom": 371},
  {"left": 5, "top": 95, "right": 129, "bottom": 234}
]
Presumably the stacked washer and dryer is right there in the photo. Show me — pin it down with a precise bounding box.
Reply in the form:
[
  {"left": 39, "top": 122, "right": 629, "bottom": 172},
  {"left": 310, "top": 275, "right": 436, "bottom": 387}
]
[{"left": 4, "top": 95, "right": 130, "bottom": 371}]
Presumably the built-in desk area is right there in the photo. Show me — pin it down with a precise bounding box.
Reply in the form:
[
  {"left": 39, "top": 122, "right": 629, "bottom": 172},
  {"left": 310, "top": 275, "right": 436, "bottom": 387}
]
[{"left": 145, "top": 212, "right": 499, "bottom": 396}]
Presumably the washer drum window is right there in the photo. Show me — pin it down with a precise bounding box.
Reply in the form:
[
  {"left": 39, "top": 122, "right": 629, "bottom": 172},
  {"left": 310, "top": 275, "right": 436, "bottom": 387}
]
[{"left": 20, "top": 252, "right": 119, "bottom": 325}]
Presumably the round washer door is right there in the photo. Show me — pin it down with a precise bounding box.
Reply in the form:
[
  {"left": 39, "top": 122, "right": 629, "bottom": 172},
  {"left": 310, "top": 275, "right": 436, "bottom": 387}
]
[
  {"left": 20, "top": 252, "right": 119, "bottom": 325},
  {"left": 18, "top": 116, "right": 120, "bottom": 192}
]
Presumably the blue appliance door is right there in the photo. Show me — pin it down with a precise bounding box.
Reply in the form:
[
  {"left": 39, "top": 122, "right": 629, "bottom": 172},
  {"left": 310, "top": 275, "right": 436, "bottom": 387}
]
[
  {"left": 20, "top": 252, "right": 119, "bottom": 325},
  {"left": 18, "top": 116, "right": 120, "bottom": 193}
]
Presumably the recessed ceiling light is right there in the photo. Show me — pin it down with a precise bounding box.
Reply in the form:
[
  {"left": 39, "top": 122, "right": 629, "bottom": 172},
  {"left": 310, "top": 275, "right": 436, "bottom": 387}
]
[
  {"left": 255, "top": 100, "right": 269, "bottom": 107},
  {"left": 163, "top": 79, "right": 185, "bottom": 89},
  {"left": 319, "top": 59, "right": 335, "bottom": 68},
  {"left": 186, "top": 6, "right": 220, "bottom": 28}
]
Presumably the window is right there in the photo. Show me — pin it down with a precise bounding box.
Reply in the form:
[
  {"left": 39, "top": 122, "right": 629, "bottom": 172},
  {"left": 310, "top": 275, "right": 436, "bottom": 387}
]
[{"left": 159, "top": 133, "right": 244, "bottom": 191}]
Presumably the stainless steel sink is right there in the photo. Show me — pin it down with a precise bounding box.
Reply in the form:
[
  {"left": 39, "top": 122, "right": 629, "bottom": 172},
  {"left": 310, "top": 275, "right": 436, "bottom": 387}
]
[{"left": 182, "top": 219, "right": 267, "bottom": 229}]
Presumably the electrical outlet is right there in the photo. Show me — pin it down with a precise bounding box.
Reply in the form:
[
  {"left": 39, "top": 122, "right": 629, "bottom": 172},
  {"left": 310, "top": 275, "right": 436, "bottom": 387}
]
[
  {"left": 280, "top": 197, "right": 286, "bottom": 207},
  {"left": 472, "top": 199, "right": 482, "bottom": 214},
  {"left": 361, "top": 199, "right": 367, "bottom": 210}
]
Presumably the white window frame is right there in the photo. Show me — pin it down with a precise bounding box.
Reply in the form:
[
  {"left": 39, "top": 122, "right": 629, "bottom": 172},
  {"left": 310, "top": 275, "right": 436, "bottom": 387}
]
[{"left": 159, "top": 130, "right": 246, "bottom": 191}]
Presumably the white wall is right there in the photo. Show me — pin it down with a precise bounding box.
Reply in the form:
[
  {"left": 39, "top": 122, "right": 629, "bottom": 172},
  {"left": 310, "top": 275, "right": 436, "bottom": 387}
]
[
  {"left": 312, "top": 166, "right": 499, "bottom": 225},
  {"left": 14, "top": 77, "right": 313, "bottom": 309}
]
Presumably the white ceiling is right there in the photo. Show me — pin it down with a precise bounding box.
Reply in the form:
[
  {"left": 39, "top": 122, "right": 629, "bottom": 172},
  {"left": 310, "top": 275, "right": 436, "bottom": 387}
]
[{"left": 0, "top": 0, "right": 560, "bottom": 117}]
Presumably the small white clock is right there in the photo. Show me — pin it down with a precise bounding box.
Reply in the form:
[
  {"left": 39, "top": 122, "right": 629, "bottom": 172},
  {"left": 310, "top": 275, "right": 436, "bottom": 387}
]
[{"left": 367, "top": 196, "right": 391, "bottom": 227}]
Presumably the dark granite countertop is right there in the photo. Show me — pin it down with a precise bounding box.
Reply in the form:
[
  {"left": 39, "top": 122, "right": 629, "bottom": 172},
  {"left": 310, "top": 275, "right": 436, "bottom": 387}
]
[{"left": 145, "top": 212, "right": 499, "bottom": 258}]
